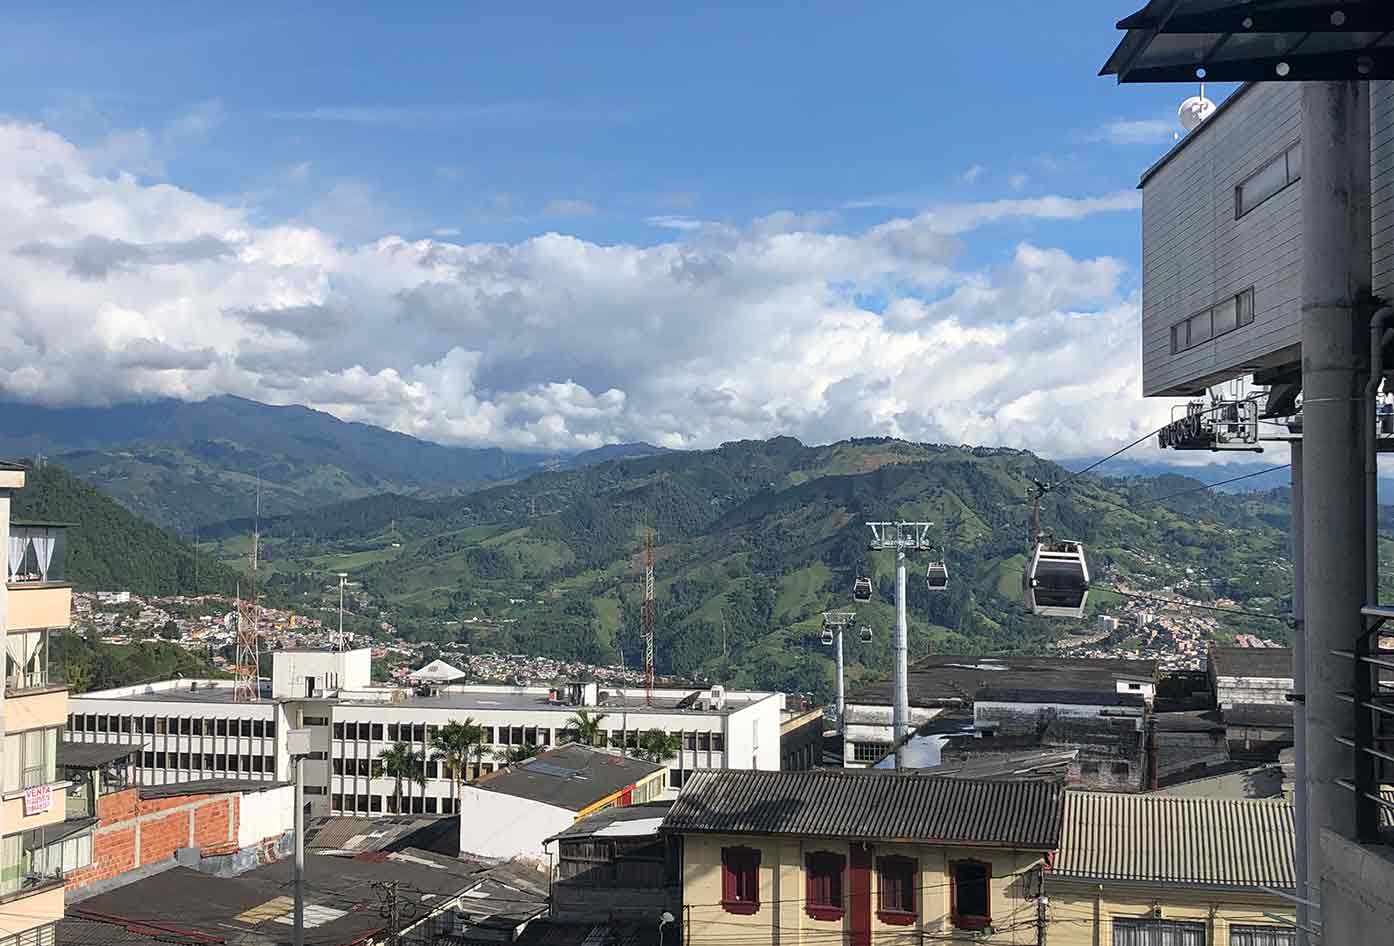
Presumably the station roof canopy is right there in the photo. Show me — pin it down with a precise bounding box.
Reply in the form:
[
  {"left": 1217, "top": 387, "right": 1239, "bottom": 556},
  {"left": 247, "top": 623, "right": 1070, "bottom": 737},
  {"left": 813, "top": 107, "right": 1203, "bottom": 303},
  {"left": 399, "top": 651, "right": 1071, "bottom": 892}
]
[{"left": 1100, "top": 0, "right": 1394, "bottom": 82}]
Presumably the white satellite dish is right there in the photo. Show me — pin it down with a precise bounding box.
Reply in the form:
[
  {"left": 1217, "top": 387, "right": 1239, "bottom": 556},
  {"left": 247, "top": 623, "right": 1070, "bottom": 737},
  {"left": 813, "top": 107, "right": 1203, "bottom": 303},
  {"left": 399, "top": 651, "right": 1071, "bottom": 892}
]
[{"left": 1178, "top": 92, "right": 1216, "bottom": 132}]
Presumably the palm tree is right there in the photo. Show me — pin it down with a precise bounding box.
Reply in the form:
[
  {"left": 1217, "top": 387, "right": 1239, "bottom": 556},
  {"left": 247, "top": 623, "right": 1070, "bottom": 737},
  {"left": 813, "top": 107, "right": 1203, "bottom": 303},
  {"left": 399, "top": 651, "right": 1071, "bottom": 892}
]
[
  {"left": 430, "top": 718, "right": 483, "bottom": 808},
  {"left": 496, "top": 743, "right": 540, "bottom": 767},
  {"left": 636, "top": 729, "right": 680, "bottom": 764},
  {"left": 378, "top": 741, "right": 426, "bottom": 815},
  {"left": 562, "top": 710, "right": 607, "bottom": 747}
]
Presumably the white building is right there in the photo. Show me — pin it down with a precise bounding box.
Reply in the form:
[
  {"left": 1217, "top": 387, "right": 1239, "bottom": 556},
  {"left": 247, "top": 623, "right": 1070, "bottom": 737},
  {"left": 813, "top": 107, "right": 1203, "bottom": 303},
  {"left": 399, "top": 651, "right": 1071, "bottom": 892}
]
[{"left": 66, "top": 649, "right": 784, "bottom": 820}]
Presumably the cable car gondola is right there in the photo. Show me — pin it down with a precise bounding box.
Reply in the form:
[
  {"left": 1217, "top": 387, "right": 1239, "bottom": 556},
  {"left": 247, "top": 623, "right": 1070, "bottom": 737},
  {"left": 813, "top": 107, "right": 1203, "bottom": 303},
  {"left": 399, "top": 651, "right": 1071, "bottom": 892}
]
[
  {"left": 925, "top": 561, "right": 949, "bottom": 592},
  {"left": 1024, "top": 540, "right": 1090, "bottom": 619},
  {"left": 820, "top": 627, "right": 835, "bottom": 646},
  {"left": 852, "top": 576, "right": 873, "bottom": 602},
  {"left": 858, "top": 625, "right": 873, "bottom": 644}
]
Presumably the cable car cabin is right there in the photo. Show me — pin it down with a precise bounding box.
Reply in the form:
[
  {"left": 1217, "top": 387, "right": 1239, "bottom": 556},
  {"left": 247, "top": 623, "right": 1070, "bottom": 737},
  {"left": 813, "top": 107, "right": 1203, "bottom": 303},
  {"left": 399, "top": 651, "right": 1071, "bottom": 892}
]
[
  {"left": 1024, "top": 541, "right": 1090, "bottom": 619},
  {"left": 852, "top": 577, "right": 873, "bottom": 602},
  {"left": 820, "top": 628, "right": 835, "bottom": 646},
  {"left": 858, "top": 626, "right": 872, "bottom": 644},
  {"left": 925, "top": 562, "right": 949, "bottom": 592}
]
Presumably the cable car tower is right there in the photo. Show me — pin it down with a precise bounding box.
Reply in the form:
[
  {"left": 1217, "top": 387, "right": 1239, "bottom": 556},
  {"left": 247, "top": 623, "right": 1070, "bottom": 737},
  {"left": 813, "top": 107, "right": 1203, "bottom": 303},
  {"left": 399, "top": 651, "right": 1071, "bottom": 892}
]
[
  {"left": 819, "top": 611, "right": 856, "bottom": 731},
  {"left": 643, "top": 528, "right": 655, "bottom": 706},
  {"left": 866, "top": 521, "right": 936, "bottom": 769}
]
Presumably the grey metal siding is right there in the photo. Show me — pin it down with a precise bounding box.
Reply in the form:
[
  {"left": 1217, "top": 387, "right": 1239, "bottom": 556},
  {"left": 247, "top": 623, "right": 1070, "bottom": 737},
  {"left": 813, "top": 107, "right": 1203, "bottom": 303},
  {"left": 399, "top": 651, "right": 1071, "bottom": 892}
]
[
  {"left": 1144, "top": 81, "right": 1394, "bottom": 398},
  {"left": 1142, "top": 83, "right": 1303, "bottom": 397}
]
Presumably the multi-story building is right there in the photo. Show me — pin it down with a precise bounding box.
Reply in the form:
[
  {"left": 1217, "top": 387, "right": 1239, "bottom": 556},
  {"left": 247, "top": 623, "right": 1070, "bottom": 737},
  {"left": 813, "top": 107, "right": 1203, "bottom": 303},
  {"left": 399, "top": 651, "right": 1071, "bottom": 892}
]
[
  {"left": 1, "top": 465, "right": 78, "bottom": 946},
  {"left": 66, "top": 648, "right": 784, "bottom": 820}
]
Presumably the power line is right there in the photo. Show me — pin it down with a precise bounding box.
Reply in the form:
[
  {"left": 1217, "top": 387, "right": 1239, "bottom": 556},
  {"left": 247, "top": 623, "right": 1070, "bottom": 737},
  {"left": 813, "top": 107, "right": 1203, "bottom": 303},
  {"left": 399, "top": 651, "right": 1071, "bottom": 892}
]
[
  {"left": 1095, "top": 585, "right": 1289, "bottom": 623},
  {"left": 1084, "top": 464, "right": 1292, "bottom": 517}
]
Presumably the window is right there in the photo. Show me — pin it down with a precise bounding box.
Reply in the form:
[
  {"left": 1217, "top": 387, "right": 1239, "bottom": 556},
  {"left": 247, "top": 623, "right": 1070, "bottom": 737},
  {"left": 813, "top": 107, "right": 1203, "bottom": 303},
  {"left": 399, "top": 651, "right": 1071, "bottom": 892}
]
[
  {"left": 357, "top": 794, "right": 370, "bottom": 811},
  {"left": 682, "top": 732, "right": 696, "bottom": 751},
  {"left": 480, "top": 726, "right": 494, "bottom": 744},
  {"left": 1230, "top": 924, "right": 1296, "bottom": 946},
  {"left": 303, "top": 716, "right": 328, "bottom": 727},
  {"left": 1113, "top": 919, "right": 1206, "bottom": 946},
  {"left": 305, "top": 786, "right": 326, "bottom": 796},
  {"left": 308, "top": 751, "right": 328, "bottom": 761},
  {"left": 1170, "top": 288, "right": 1256, "bottom": 354},
  {"left": 697, "top": 732, "right": 711, "bottom": 751},
  {"left": 371, "top": 724, "right": 384, "bottom": 740},
  {"left": 949, "top": 860, "right": 990, "bottom": 931},
  {"left": 332, "top": 793, "right": 344, "bottom": 811},
  {"left": 1111, "top": 762, "right": 1130, "bottom": 776},
  {"left": 333, "top": 759, "right": 344, "bottom": 774},
  {"left": 1081, "top": 761, "right": 1101, "bottom": 775},
  {"left": 804, "top": 852, "right": 844, "bottom": 920},
  {"left": 852, "top": 742, "right": 890, "bottom": 763},
  {"left": 1236, "top": 143, "right": 1301, "bottom": 218},
  {"left": 2, "top": 727, "right": 58, "bottom": 792},
  {"left": 425, "top": 797, "right": 438, "bottom": 814},
  {"left": 712, "top": 733, "right": 725, "bottom": 752},
  {"left": 333, "top": 722, "right": 345, "bottom": 739},
  {"left": 721, "top": 847, "right": 760, "bottom": 915},
  {"left": 387, "top": 724, "right": 400, "bottom": 741},
  {"left": 877, "top": 856, "right": 917, "bottom": 923},
  {"left": 5, "top": 628, "right": 50, "bottom": 691}
]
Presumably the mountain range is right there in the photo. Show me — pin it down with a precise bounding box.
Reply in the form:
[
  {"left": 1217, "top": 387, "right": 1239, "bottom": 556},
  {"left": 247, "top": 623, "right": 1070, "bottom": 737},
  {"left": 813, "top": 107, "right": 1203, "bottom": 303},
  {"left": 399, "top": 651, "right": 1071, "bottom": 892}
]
[{"left": 0, "top": 396, "right": 668, "bottom": 533}]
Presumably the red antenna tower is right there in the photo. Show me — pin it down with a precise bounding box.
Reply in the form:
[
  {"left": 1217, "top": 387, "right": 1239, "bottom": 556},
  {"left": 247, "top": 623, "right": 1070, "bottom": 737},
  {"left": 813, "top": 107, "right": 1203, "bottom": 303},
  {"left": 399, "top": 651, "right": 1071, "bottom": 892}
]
[{"left": 643, "top": 528, "right": 655, "bottom": 706}]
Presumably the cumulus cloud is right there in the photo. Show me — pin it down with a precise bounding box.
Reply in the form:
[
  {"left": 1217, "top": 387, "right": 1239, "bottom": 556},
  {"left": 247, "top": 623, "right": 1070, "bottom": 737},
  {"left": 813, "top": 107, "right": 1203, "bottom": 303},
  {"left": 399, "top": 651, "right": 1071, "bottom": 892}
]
[{"left": 0, "top": 119, "right": 1174, "bottom": 455}]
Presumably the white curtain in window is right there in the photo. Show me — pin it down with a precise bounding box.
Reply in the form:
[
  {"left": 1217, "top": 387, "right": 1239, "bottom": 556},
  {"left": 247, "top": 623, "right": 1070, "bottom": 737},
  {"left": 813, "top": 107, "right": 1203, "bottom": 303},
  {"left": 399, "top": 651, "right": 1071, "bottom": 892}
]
[
  {"left": 0, "top": 834, "right": 22, "bottom": 895},
  {"left": 6, "top": 533, "right": 26, "bottom": 581},
  {"left": 30, "top": 530, "right": 55, "bottom": 581},
  {"left": 1231, "top": 925, "right": 1297, "bottom": 946},
  {"left": 1113, "top": 920, "right": 1206, "bottom": 946}
]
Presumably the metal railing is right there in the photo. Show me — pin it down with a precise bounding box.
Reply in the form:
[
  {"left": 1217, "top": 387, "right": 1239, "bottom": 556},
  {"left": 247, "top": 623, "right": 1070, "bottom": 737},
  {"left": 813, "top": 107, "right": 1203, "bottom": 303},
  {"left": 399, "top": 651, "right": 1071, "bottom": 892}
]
[{"left": 1332, "top": 605, "right": 1394, "bottom": 844}]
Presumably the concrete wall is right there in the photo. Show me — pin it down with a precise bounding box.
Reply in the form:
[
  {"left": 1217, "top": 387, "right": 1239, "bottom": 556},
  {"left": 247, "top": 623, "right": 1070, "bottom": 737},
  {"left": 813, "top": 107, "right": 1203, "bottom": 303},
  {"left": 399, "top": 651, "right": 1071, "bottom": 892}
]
[
  {"left": 271, "top": 648, "right": 370, "bottom": 699},
  {"left": 725, "top": 696, "right": 782, "bottom": 772},
  {"left": 458, "top": 786, "right": 573, "bottom": 861},
  {"left": 1319, "top": 828, "right": 1394, "bottom": 946},
  {"left": 1214, "top": 675, "right": 1291, "bottom": 708},
  {"left": 974, "top": 701, "right": 1142, "bottom": 737},
  {"left": 1045, "top": 878, "right": 1295, "bottom": 945},
  {"left": 5, "top": 688, "right": 66, "bottom": 733},
  {"left": 5, "top": 583, "right": 72, "bottom": 633},
  {"left": 681, "top": 832, "right": 1044, "bottom": 946},
  {"left": 0, "top": 883, "right": 62, "bottom": 940},
  {"left": 237, "top": 783, "right": 294, "bottom": 848}
]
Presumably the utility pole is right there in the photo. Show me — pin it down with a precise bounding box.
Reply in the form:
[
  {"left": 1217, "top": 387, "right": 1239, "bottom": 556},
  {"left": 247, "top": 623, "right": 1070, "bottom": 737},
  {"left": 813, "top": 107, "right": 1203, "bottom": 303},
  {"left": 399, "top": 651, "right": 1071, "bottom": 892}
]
[
  {"left": 286, "top": 728, "right": 311, "bottom": 946},
  {"left": 337, "top": 572, "right": 348, "bottom": 651},
  {"left": 1301, "top": 79, "right": 1371, "bottom": 868},
  {"left": 867, "top": 521, "right": 935, "bottom": 769}
]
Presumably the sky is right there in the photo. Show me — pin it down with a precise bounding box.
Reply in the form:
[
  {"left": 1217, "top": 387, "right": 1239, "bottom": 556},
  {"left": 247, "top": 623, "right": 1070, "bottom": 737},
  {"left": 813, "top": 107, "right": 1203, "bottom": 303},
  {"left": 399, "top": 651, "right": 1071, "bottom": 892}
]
[{"left": 0, "top": 2, "right": 1240, "bottom": 461}]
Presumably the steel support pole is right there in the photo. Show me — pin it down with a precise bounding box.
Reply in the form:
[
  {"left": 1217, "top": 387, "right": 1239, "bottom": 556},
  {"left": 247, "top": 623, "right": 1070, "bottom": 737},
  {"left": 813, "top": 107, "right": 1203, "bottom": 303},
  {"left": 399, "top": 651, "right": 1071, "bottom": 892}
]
[
  {"left": 835, "top": 627, "right": 845, "bottom": 732},
  {"left": 1300, "top": 80, "right": 1371, "bottom": 856},
  {"left": 293, "top": 754, "right": 305, "bottom": 946},
  {"left": 894, "top": 550, "right": 909, "bottom": 770},
  {"left": 1291, "top": 442, "right": 1310, "bottom": 946}
]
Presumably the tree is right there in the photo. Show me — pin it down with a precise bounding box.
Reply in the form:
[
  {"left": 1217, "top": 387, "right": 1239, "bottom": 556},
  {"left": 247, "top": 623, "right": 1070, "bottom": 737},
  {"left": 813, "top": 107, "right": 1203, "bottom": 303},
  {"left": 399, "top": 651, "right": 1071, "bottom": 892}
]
[
  {"left": 378, "top": 741, "right": 426, "bottom": 814},
  {"left": 496, "top": 743, "right": 539, "bottom": 767},
  {"left": 158, "top": 620, "right": 181, "bottom": 641},
  {"left": 562, "top": 710, "right": 607, "bottom": 747},
  {"left": 430, "top": 718, "right": 484, "bottom": 808},
  {"left": 636, "top": 729, "right": 680, "bottom": 764},
  {"left": 62, "top": 659, "right": 91, "bottom": 694}
]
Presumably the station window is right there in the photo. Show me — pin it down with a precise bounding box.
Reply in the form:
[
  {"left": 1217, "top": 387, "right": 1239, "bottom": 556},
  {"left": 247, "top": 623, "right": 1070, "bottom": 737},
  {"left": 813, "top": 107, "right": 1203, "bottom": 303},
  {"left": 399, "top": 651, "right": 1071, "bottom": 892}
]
[
  {"left": 1236, "top": 142, "right": 1301, "bottom": 218},
  {"left": 949, "top": 860, "right": 991, "bottom": 931},
  {"left": 1170, "top": 287, "right": 1255, "bottom": 354},
  {"left": 720, "top": 846, "right": 761, "bottom": 915},
  {"left": 877, "top": 856, "right": 917, "bottom": 923},
  {"left": 1229, "top": 924, "right": 1296, "bottom": 946},
  {"left": 804, "top": 852, "right": 845, "bottom": 920}
]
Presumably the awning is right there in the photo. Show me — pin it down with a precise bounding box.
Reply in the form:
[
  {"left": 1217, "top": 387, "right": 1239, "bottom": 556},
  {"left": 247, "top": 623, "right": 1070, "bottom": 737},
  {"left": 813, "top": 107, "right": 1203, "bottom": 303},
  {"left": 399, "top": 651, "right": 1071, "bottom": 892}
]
[
  {"left": 58, "top": 741, "right": 142, "bottom": 770},
  {"left": 1101, "top": 0, "right": 1394, "bottom": 82}
]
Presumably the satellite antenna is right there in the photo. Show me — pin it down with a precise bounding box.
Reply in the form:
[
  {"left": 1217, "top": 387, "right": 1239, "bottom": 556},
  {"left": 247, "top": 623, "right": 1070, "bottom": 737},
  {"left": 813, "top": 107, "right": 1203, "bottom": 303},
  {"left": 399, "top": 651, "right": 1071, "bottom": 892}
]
[{"left": 1178, "top": 82, "right": 1216, "bottom": 133}]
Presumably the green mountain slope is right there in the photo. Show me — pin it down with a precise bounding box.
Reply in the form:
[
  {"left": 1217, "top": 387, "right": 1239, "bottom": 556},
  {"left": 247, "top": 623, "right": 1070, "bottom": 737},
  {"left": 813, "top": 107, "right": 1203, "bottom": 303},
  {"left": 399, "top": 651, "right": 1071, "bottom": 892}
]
[
  {"left": 0, "top": 396, "right": 566, "bottom": 532},
  {"left": 10, "top": 464, "right": 243, "bottom": 596},
  {"left": 233, "top": 437, "right": 1294, "bottom": 698}
]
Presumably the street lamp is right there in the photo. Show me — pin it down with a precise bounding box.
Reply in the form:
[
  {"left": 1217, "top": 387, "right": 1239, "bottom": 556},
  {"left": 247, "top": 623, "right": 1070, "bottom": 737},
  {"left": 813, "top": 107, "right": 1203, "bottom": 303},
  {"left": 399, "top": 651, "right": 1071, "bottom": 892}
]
[{"left": 659, "top": 911, "right": 675, "bottom": 946}]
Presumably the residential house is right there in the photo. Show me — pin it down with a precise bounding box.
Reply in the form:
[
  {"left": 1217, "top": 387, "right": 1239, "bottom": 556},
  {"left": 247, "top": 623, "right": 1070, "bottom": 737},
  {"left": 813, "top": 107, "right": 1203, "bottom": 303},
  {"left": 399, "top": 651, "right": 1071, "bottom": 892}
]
[
  {"left": 459, "top": 745, "right": 667, "bottom": 861},
  {"left": 1046, "top": 791, "right": 1297, "bottom": 945},
  {"left": 664, "top": 769, "right": 1064, "bottom": 945},
  {"left": 545, "top": 802, "right": 678, "bottom": 925},
  {"left": 3, "top": 467, "right": 79, "bottom": 946}
]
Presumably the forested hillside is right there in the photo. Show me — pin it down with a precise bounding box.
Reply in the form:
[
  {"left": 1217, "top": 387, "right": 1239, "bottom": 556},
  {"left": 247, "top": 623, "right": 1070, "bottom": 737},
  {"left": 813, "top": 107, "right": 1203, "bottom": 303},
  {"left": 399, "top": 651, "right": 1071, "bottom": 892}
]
[
  {"left": 230, "top": 437, "right": 1295, "bottom": 698},
  {"left": 10, "top": 464, "right": 243, "bottom": 596}
]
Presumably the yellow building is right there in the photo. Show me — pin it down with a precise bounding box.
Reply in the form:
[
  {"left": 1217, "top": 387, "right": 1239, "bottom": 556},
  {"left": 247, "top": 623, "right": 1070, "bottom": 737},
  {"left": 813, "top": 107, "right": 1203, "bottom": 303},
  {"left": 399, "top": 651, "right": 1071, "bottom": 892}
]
[
  {"left": 1046, "top": 791, "right": 1298, "bottom": 945},
  {"left": 664, "top": 769, "right": 1065, "bottom": 945},
  {"left": 2, "top": 465, "right": 77, "bottom": 946}
]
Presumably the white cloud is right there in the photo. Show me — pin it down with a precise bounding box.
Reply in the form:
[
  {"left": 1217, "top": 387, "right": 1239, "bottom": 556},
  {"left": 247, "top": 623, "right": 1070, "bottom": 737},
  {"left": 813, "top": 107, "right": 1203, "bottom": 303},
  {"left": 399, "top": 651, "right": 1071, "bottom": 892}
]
[
  {"left": 542, "top": 198, "right": 598, "bottom": 217},
  {"left": 960, "top": 164, "right": 985, "bottom": 184},
  {"left": 0, "top": 119, "right": 1170, "bottom": 456},
  {"left": 1092, "top": 118, "right": 1176, "bottom": 146},
  {"left": 265, "top": 102, "right": 536, "bottom": 128},
  {"left": 1008, "top": 174, "right": 1029, "bottom": 191}
]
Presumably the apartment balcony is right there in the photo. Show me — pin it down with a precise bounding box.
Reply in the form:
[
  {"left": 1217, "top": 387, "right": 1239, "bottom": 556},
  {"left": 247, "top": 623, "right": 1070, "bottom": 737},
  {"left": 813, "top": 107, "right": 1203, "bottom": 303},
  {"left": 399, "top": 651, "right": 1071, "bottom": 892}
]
[
  {"left": 0, "top": 872, "right": 64, "bottom": 941},
  {"left": 6, "top": 521, "right": 73, "bottom": 632},
  {"left": 5, "top": 625, "right": 67, "bottom": 734}
]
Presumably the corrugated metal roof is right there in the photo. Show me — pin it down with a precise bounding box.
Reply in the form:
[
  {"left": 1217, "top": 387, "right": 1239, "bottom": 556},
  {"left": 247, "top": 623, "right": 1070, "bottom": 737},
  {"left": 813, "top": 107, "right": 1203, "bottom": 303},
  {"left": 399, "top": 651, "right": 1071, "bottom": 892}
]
[
  {"left": 662, "top": 769, "right": 1063, "bottom": 849},
  {"left": 1052, "top": 792, "right": 1294, "bottom": 890}
]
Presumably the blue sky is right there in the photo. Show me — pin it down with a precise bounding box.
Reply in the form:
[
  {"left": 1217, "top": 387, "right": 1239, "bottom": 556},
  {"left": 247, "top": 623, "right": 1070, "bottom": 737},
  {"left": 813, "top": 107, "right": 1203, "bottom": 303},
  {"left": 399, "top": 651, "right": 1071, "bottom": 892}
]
[{"left": 0, "top": 2, "right": 1237, "bottom": 457}]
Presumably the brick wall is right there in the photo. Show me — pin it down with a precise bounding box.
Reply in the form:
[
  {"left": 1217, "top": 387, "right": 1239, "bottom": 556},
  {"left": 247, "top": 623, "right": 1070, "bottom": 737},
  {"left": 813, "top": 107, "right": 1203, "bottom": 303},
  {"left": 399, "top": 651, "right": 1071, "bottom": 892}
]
[{"left": 65, "top": 788, "right": 247, "bottom": 892}]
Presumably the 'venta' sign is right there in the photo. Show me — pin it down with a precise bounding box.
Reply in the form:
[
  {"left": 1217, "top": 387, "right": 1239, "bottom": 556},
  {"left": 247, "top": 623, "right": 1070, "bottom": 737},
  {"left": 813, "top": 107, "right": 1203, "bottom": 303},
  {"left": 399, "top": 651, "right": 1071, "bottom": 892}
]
[{"left": 23, "top": 784, "right": 51, "bottom": 816}]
